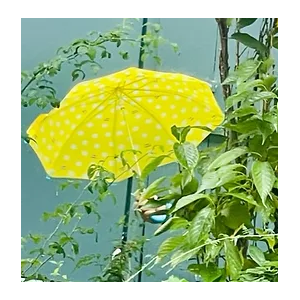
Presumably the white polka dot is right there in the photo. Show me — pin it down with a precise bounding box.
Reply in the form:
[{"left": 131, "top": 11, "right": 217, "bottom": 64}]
[
  {"left": 192, "top": 107, "right": 199, "bottom": 113},
  {"left": 120, "top": 120, "right": 126, "bottom": 126},
  {"left": 155, "top": 105, "right": 161, "bottom": 109},
  {"left": 44, "top": 156, "right": 50, "bottom": 163},
  {"left": 81, "top": 150, "right": 88, "bottom": 156},
  {"left": 59, "top": 111, "right": 65, "bottom": 116},
  {"left": 49, "top": 120, "right": 54, "bottom": 126},
  {"left": 172, "top": 114, "right": 178, "bottom": 119},
  {"left": 105, "top": 132, "right": 111, "bottom": 137},
  {"left": 76, "top": 114, "right": 82, "bottom": 120},
  {"left": 108, "top": 161, "right": 115, "bottom": 166},
  {"left": 91, "top": 133, "right": 99, "bottom": 139},
  {"left": 133, "top": 144, "right": 140, "bottom": 150},
  {"left": 133, "top": 126, "right": 139, "bottom": 132},
  {"left": 96, "top": 114, "right": 103, "bottom": 119},
  {"left": 64, "top": 119, "right": 71, "bottom": 125},
  {"left": 154, "top": 136, "right": 161, "bottom": 141},
  {"left": 161, "top": 112, "right": 167, "bottom": 118},
  {"left": 88, "top": 93, "right": 95, "bottom": 98},
  {"left": 63, "top": 155, "right": 70, "bottom": 161},
  {"left": 70, "top": 144, "right": 77, "bottom": 150},
  {"left": 57, "top": 141, "right": 63, "bottom": 147},
  {"left": 181, "top": 108, "right": 187, "bottom": 113},
  {"left": 50, "top": 131, "right": 55, "bottom": 137},
  {"left": 94, "top": 144, "right": 100, "bottom": 149},
  {"left": 47, "top": 145, "right": 53, "bottom": 150},
  {"left": 92, "top": 103, "right": 98, "bottom": 109},
  {"left": 116, "top": 130, "right": 123, "bottom": 136},
  {"left": 75, "top": 161, "right": 82, "bottom": 167},
  {"left": 142, "top": 79, "right": 148, "bottom": 84},
  {"left": 110, "top": 108, "right": 115, "bottom": 113},
  {"left": 135, "top": 114, "right": 142, "bottom": 119},
  {"left": 108, "top": 141, "right": 114, "bottom": 147},
  {"left": 175, "top": 95, "right": 181, "bottom": 100},
  {"left": 67, "top": 170, "right": 76, "bottom": 177},
  {"left": 42, "top": 138, "right": 47, "bottom": 144},
  {"left": 154, "top": 84, "right": 159, "bottom": 88},
  {"left": 167, "top": 140, "right": 174, "bottom": 145},
  {"left": 132, "top": 91, "right": 139, "bottom": 95},
  {"left": 54, "top": 152, "right": 59, "bottom": 158},
  {"left": 86, "top": 122, "right": 94, "bottom": 128},
  {"left": 135, "top": 97, "right": 142, "bottom": 102},
  {"left": 77, "top": 130, "right": 84, "bottom": 136},
  {"left": 98, "top": 105, "right": 104, "bottom": 111},
  {"left": 102, "top": 123, "right": 108, "bottom": 128},
  {"left": 194, "top": 121, "right": 202, "bottom": 126},
  {"left": 147, "top": 98, "right": 154, "bottom": 103},
  {"left": 40, "top": 126, "right": 45, "bottom": 133},
  {"left": 118, "top": 144, "right": 125, "bottom": 150},
  {"left": 70, "top": 107, "right": 76, "bottom": 112},
  {"left": 133, "top": 83, "right": 139, "bottom": 88},
  {"left": 59, "top": 130, "right": 64, "bottom": 135},
  {"left": 178, "top": 89, "right": 183, "bottom": 93},
  {"left": 101, "top": 152, "right": 108, "bottom": 157},
  {"left": 145, "top": 119, "right": 152, "bottom": 124},
  {"left": 142, "top": 133, "right": 148, "bottom": 138},
  {"left": 206, "top": 123, "right": 212, "bottom": 128},
  {"left": 161, "top": 96, "right": 168, "bottom": 100},
  {"left": 156, "top": 124, "right": 162, "bottom": 130},
  {"left": 71, "top": 124, "right": 76, "bottom": 130},
  {"left": 166, "top": 85, "right": 171, "bottom": 90},
  {"left": 170, "top": 105, "right": 176, "bottom": 110}
]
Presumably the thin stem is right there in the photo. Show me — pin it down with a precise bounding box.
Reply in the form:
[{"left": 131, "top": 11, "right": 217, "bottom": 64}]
[{"left": 125, "top": 256, "right": 157, "bottom": 282}]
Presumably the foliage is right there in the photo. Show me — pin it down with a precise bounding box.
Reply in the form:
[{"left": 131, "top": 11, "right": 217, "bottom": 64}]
[{"left": 22, "top": 18, "right": 278, "bottom": 282}]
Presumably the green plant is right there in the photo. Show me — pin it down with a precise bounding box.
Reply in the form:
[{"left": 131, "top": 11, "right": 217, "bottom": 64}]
[{"left": 127, "top": 18, "right": 278, "bottom": 282}]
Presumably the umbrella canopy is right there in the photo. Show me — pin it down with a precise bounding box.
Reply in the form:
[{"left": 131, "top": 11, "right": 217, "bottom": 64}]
[{"left": 27, "top": 67, "right": 224, "bottom": 182}]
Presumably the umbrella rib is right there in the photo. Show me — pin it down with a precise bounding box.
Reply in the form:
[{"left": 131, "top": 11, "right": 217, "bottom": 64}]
[{"left": 121, "top": 90, "right": 175, "bottom": 140}]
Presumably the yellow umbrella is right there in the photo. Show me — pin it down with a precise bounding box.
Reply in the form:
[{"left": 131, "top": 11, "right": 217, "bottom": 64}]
[{"left": 27, "top": 67, "right": 224, "bottom": 182}]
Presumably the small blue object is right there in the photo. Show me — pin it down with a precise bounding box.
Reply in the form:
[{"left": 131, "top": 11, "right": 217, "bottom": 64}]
[{"left": 150, "top": 214, "right": 168, "bottom": 224}]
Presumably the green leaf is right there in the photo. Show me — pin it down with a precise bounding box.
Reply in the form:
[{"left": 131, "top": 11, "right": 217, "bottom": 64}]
[
  {"left": 231, "top": 33, "right": 268, "bottom": 54},
  {"left": 72, "top": 241, "right": 79, "bottom": 255},
  {"left": 120, "top": 51, "right": 129, "bottom": 60},
  {"left": 170, "top": 247, "right": 199, "bottom": 268},
  {"left": 272, "top": 36, "right": 278, "bottom": 49},
  {"left": 174, "top": 142, "right": 199, "bottom": 170},
  {"left": 251, "top": 161, "right": 275, "bottom": 206},
  {"left": 187, "top": 206, "right": 214, "bottom": 245},
  {"left": 173, "top": 193, "right": 211, "bottom": 213},
  {"left": 227, "top": 106, "right": 258, "bottom": 121},
  {"left": 140, "top": 155, "right": 169, "bottom": 181},
  {"left": 162, "top": 275, "right": 188, "bottom": 282},
  {"left": 86, "top": 47, "right": 96, "bottom": 60},
  {"left": 188, "top": 263, "right": 223, "bottom": 282},
  {"left": 237, "top": 18, "right": 257, "bottom": 29},
  {"left": 199, "top": 164, "right": 246, "bottom": 192},
  {"left": 170, "top": 42, "right": 179, "bottom": 53},
  {"left": 157, "top": 235, "right": 185, "bottom": 259},
  {"left": 71, "top": 69, "right": 85, "bottom": 81},
  {"left": 153, "top": 56, "right": 162, "bottom": 65},
  {"left": 154, "top": 217, "right": 189, "bottom": 236},
  {"left": 220, "top": 200, "right": 251, "bottom": 229},
  {"left": 207, "top": 147, "right": 248, "bottom": 171},
  {"left": 224, "top": 239, "right": 243, "bottom": 280},
  {"left": 142, "top": 176, "right": 167, "bottom": 199},
  {"left": 248, "top": 245, "right": 266, "bottom": 266},
  {"left": 29, "top": 233, "right": 44, "bottom": 244},
  {"left": 224, "top": 192, "right": 257, "bottom": 206},
  {"left": 223, "top": 59, "right": 260, "bottom": 85}
]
